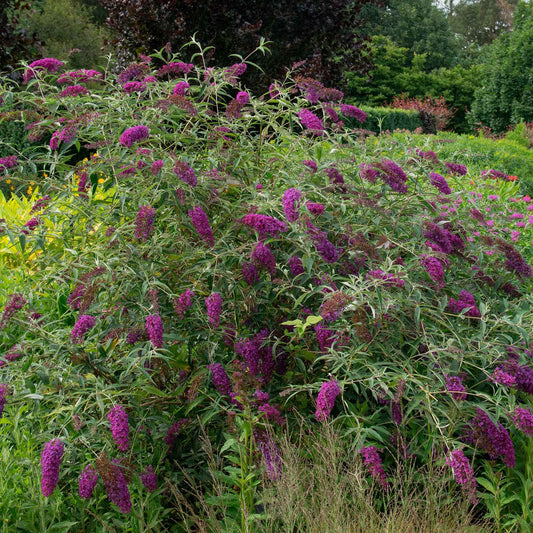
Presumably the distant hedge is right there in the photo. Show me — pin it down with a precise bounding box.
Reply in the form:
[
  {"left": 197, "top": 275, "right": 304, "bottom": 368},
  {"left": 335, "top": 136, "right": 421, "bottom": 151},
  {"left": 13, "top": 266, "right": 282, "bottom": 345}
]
[{"left": 345, "top": 105, "right": 422, "bottom": 133}]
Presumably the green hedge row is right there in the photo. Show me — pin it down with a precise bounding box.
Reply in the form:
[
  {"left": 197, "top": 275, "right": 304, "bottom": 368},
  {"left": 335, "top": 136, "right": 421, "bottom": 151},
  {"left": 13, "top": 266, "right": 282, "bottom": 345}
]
[{"left": 344, "top": 105, "right": 422, "bottom": 134}]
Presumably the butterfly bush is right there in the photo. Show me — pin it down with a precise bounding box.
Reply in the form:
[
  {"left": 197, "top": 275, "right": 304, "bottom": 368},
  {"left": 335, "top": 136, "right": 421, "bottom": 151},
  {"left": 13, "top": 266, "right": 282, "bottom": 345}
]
[{"left": 4, "top": 48, "right": 533, "bottom": 527}]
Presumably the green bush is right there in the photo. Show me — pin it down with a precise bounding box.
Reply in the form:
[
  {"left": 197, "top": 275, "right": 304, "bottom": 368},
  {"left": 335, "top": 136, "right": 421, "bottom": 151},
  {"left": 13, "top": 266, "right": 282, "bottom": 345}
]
[
  {"left": 23, "top": 0, "right": 110, "bottom": 70},
  {"left": 471, "top": 2, "right": 533, "bottom": 132},
  {"left": 346, "top": 105, "right": 422, "bottom": 133}
]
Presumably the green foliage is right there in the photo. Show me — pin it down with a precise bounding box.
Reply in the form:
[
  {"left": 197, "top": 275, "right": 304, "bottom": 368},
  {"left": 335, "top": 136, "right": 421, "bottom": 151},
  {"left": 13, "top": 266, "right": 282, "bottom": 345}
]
[
  {"left": 345, "top": 36, "right": 483, "bottom": 133},
  {"left": 358, "top": 0, "right": 460, "bottom": 71},
  {"left": 23, "top": 0, "right": 110, "bottom": 69},
  {"left": 471, "top": 2, "right": 533, "bottom": 132},
  {"left": 345, "top": 105, "right": 422, "bottom": 133},
  {"left": 450, "top": 0, "right": 520, "bottom": 48}
]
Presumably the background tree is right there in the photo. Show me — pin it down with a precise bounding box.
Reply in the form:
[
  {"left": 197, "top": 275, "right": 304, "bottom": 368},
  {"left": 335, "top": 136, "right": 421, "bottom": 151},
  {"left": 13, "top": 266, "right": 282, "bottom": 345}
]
[
  {"left": 23, "top": 0, "right": 110, "bottom": 70},
  {"left": 471, "top": 1, "right": 533, "bottom": 132},
  {"left": 449, "top": 0, "right": 520, "bottom": 48},
  {"left": 358, "top": 0, "right": 460, "bottom": 71},
  {"left": 0, "top": 1, "right": 42, "bottom": 75},
  {"left": 99, "top": 0, "right": 387, "bottom": 91}
]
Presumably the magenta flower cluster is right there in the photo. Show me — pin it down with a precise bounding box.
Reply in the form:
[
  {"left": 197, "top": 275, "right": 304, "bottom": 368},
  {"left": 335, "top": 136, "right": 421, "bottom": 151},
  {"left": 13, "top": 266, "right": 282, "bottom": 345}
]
[
  {"left": 239, "top": 213, "right": 288, "bottom": 238},
  {"left": 0, "top": 383, "right": 9, "bottom": 417},
  {"left": 429, "top": 172, "right": 451, "bottom": 195},
  {"left": 374, "top": 159, "right": 408, "bottom": 193},
  {"left": 206, "top": 292, "right": 222, "bottom": 328},
  {"left": 24, "top": 58, "right": 64, "bottom": 82},
  {"left": 173, "top": 160, "right": 197, "bottom": 187},
  {"left": 367, "top": 269, "right": 405, "bottom": 288},
  {"left": 0, "top": 155, "right": 18, "bottom": 173},
  {"left": 315, "top": 379, "right": 341, "bottom": 421},
  {"left": 298, "top": 109, "right": 324, "bottom": 135},
  {"left": 511, "top": 407, "right": 533, "bottom": 436},
  {"left": 340, "top": 104, "right": 367, "bottom": 123},
  {"left": 140, "top": 465, "right": 157, "bottom": 492},
  {"left": 448, "top": 290, "right": 481, "bottom": 318},
  {"left": 135, "top": 205, "right": 155, "bottom": 241},
  {"left": 446, "top": 449, "right": 476, "bottom": 491},
  {"left": 107, "top": 405, "right": 130, "bottom": 451},
  {"left": 360, "top": 446, "right": 389, "bottom": 488},
  {"left": 79, "top": 464, "right": 98, "bottom": 499},
  {"left": 173, "top": 81, "right": 190, "bottom": 96},
  {"left": 209, "top": 363, "right": 233, "bottom": 396},
  {"left": 146, "top": 314, "right": 164, "bottom": 348},
  {"left": 119, "top": 125, "right": 149, "bottom": 147},
  {"left": 445, "top": 162, "right": 468, "bottom": 176},
  {"left": 0, "top": 293, "right": 27, "bottom": 330},
  {"left": 282, "top": 188, "right": 302, "bottom": 222},
  {"left": 70, "top": 314, "right": 96, "bottom": 343},
  {"left": 462, "top": 408, "right": 515, "bottom": 468},
  {"left": 41, "top": 439, "right": 64, "bottom": 497},
  {"left": 251, "top": 241, "right": 277, "bottom": 276},
  {"left": 59, "top": 85, "right": 89, "bottom": 97},
  {"left": 173, "top": 289, "right": 194, "bottom": 318},
  {"left": 103, "top": 460, "right": 131, "bottom": 513},
  {"left": 420, "top": 255, "right": 445, "bottom": 288},
  {"left": 188, "top": 206, "right": 214, "bottom": 246},
  {"left": 123, "top": 81, "right": 146, "bottom": 94},
  {"left": 306, "top": 202, "right": 324, "bottom": 216},
  {"left": 58, "top": 69, "right": 102, "bottom": 84},
  {"left": 444, "top": 374, "right": 467, "bottom": 401},
  {"left": 289, "top": 255, "right": 304, "bottom": 277}
]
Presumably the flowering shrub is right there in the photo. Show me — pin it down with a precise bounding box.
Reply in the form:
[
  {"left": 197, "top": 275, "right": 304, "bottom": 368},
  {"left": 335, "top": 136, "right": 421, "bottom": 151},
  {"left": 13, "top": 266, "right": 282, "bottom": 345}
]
[{"left": 1, "top": 44, "right": 533, "bottom": 530}]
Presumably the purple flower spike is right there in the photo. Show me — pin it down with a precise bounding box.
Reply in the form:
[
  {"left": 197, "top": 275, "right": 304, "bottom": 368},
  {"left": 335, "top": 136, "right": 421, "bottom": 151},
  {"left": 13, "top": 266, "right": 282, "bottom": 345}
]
[
  {"left": 282, "top": 188, "right": 302, "bottom": 222},
  {"left": 173, "top": 160, "right": 197, "bottom": 187},
  {"left": 119, "top": 125, "right": 149, "bottom": 148},
  {"left": 360, "top": 446, "right": 389, "bottom": 488},
  {"left": 188, "top": 206, "right": 214, "bottom": 246},
  {"left": 79, "top": 464, "right": 99, "bottom": 499},
  {"left": 209, "top": 363, "right": 232, "bottom": 396},
  {"left": 41, "top": 439, "right": 64, "bottom": 497},
  {"left": 206, "top": 292, "right": 222, "bottom": 328},
  {"left": 446, "top": 449, "right": 476, "bottom": 493},
  {"left": 103, "top": 460, "right": 131, "bottom": 514},
  {"left": 340, "top": 104, "right": 367, "bottom": 123},
  {"left": 315, "top": 379, "right": 341, "bottom": 422},
  {"left": 107, "top": 405, "right": 130, "bottom": 452},
  {"left": 298, "top": 109, "right": 324, "bottom": 135},
  {"left": 140, "top": 465, "right": 157, "bottom": 493},
  {"left": 173, "top": 289, "right": 194, "bottom": 318},
  {"left": 146, "top": 314, "right": 163, "bottom": 348},
  {"left": 289, "top": 255, "right": 304, "bottom": 277},
  {"left": 0, "top": 384, "right": 9, "bottom": 418},
  {"left": 135, "top": 205, "right": 155, "bottom": 241},
  {"left": 70, "top": 315, "right": 96, "bottom": 344}
]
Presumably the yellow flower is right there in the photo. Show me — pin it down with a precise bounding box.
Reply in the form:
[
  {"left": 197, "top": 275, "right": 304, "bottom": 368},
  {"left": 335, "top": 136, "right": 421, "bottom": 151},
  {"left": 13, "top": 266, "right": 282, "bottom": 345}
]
[
  {"left": 6, "top": 179, "right": 11, "bottom": 184},
  {"left": 98, "top": 178, "right": 105, "bottom": 184}
]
